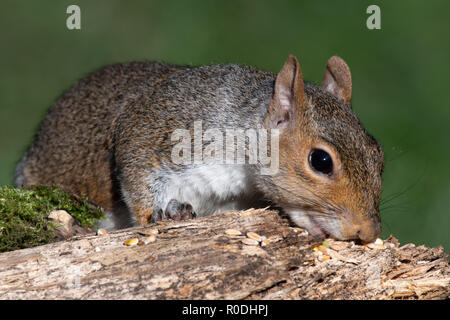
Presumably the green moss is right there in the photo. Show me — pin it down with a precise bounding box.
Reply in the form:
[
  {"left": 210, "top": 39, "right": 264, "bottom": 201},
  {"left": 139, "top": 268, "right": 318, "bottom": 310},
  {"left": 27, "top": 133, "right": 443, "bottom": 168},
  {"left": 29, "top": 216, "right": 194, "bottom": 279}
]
[{"left": 0, "top": 185, "right": 104, "bottom": 253}]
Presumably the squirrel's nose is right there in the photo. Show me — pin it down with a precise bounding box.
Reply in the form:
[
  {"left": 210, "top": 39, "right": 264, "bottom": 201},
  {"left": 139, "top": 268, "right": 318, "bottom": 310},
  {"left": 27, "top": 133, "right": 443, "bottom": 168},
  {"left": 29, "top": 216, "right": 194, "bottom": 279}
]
[{"left": 356, "top": 219, "right": 381, "bottom": 243}]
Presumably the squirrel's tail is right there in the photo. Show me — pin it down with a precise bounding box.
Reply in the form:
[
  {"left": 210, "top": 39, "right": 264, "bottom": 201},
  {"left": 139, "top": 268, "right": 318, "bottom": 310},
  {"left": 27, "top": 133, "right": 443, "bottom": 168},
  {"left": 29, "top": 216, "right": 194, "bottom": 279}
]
[{"left": 13, "top": 152, "right": 29, "bottom": 188}]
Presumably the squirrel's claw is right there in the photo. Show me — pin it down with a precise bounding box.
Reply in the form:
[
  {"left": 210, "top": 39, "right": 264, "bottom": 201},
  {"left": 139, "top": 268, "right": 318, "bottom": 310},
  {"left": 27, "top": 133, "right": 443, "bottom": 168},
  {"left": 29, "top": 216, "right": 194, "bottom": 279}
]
[{"left": 151, "top": 199, "right": 197, "bottom": 222}]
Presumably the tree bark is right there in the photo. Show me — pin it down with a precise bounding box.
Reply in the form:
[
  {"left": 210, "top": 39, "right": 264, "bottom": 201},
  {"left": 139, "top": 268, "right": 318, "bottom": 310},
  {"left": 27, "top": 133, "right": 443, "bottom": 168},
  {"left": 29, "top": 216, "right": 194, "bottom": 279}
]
[{"left": 0, "top": 208, "right": 448, "bottom": 299}]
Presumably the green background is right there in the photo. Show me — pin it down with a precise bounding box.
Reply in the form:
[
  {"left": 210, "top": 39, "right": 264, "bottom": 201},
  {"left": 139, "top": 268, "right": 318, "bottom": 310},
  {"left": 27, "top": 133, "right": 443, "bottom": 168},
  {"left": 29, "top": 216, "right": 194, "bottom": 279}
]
[{"left": 0, "top": 0, "right": 448, "bottom": 250}]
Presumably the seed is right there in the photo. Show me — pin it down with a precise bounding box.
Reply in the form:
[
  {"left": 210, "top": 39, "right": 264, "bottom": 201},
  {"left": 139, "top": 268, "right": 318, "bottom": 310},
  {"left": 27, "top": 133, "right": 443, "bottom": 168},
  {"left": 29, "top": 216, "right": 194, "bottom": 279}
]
[
  {"left": 318, "top": 255, "right": 331, "bottom": 262},
  {"left": 313, "top": 248, "right": 324, "bottom": 256},
  {"left": 124, "top": 238, "right": 140, "bottom": 246},
  {"left": 328, "top": 241, "right": 349, "bottom": 251},
  {"left": 365, "top": 238, "right": 385, "bottom": 250},
  {"left": 317, "top": 245, "right": 329, "bottom": 254},
  {"left": 321, "top": 240, "right": 330, "bottom": 248},
  {"left": 144, "top": 235, "right": 156, "bottom": 244},
  {"left": 97, "top": 229, "right": 108, "bottom": 236},
  {"left": 138, "top": 228, "right": 159, "bottom": 236},
  {"left": 246, "top": 232, "right": 262, "bottom": 242},
  {"left": 241, "top": 238, "right": 259, "bottom": 246},
  {"left": 147, "top": 228, "right": 159, "bottom": 235},
  {"left": 374, "top": 238, "right": 383, "bottom": 245},
  {"left": 225, "top": 229, "right": 242, "bottom": 236}
]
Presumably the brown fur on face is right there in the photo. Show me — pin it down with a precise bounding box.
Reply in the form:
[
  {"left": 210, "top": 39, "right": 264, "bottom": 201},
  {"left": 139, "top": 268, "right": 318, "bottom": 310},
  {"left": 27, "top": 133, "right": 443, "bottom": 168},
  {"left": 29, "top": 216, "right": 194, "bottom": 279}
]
[{"left": 263, "top": 56, "right": 383, "bottom": 242}]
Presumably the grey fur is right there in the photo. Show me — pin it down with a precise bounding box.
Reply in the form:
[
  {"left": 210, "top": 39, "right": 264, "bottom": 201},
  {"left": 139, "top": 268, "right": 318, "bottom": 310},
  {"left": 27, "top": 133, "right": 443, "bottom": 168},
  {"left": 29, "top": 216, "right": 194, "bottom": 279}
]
[{"left": 15, "top": 57, "right": 384, "bottom": 241}]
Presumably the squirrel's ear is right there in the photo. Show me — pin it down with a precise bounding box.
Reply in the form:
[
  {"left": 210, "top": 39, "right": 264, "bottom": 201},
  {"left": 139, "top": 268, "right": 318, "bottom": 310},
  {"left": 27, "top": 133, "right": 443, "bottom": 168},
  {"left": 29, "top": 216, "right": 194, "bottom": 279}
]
[
  {"left": 322, "top": 56, "right": 352, "bottom": 105},
  {"left": 267, "top": 55, "right": 307, "bottom": 129}
]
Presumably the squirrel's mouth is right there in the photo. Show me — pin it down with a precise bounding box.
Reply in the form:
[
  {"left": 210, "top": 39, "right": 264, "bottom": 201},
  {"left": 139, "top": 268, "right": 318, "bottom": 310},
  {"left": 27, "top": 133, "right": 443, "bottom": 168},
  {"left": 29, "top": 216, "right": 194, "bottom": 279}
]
[
  {"left": 285, "top": 208, "right": 336, "bottom": 239},
  {"left": 306, "top": 214, "right": 330, "bottom": 238}
]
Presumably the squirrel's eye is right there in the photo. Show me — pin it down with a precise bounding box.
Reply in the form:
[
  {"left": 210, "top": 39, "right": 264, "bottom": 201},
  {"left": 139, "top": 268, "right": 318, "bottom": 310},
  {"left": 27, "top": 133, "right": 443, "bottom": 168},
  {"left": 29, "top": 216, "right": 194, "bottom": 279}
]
[{"left": 309, "top": 149, "right": 333, "bottom": 175}]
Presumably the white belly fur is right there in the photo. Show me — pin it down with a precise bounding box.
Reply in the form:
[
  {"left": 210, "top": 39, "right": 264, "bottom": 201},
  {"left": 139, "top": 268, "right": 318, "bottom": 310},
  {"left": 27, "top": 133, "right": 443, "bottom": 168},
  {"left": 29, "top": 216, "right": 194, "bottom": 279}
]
[{"left": 160, "top": 164, "right": 256, "bottom": 217}]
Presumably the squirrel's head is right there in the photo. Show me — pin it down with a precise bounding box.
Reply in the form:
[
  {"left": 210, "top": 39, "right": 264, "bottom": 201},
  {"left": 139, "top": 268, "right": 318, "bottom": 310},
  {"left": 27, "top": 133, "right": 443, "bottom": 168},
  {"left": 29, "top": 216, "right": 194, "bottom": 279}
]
[{"left": 263, "top": 55, "right": 384, "bottom": 242}]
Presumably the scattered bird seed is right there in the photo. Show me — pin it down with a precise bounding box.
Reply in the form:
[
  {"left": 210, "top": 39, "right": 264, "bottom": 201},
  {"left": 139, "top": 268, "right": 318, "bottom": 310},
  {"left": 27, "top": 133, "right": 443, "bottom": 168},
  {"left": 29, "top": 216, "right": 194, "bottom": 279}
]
[
  {"left": 147, "top": 228, "right": 159, "bottom": 235},
  {"left": 328, "top": 240, "right": 349, "bottom": 251},
  {"left": 246, "top": 232, "right": 262, "bottom": 242},
  {"left": 144, "top": 235, "right": 156, "bottom": 244},
  {"left": 225, "top": 229, "right": 242, "bottom": 236},
  {"left": 318, "top": 255, "right": 330, "bottom": 262},
  {"left": 97, "top": 229, "right": 108, "bottom": 236},
  {"left": 365, "top": 238, "right": 385, "bottom": 250},
  {"left": 241, "top": 238, "right": 259, "bottom": 246},
  {"left": 123, "top": 238, "right": 142, "bottom": 246}
]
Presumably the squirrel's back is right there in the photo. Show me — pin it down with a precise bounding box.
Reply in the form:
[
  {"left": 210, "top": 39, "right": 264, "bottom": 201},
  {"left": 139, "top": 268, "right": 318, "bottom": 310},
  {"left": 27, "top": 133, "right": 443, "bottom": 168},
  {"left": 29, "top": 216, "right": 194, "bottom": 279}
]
[
  {"left": 14, "top": 60, "right": 275, "bottom": 217},
  {"left": 15, "top": 61, "right": 182, "bottom": 210}
]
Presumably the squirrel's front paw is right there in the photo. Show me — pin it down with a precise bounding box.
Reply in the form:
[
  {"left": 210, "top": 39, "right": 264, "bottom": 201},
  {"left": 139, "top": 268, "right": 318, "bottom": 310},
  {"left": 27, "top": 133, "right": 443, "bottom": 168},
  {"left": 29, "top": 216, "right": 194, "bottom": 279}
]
[{"left": 152, "top": 199, "right": 197, "bottom": 222}]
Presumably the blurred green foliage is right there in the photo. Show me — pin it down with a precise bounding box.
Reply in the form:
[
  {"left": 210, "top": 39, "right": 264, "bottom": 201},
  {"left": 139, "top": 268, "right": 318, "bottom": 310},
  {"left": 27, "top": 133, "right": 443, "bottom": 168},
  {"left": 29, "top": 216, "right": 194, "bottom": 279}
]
[{"left": 0, "top": 0, "right": 448, "bottom": 250}]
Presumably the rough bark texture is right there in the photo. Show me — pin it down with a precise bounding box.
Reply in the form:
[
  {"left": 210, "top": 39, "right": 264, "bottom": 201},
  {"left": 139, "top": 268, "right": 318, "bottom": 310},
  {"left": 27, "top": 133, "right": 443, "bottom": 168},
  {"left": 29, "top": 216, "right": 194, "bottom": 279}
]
[{"left": 0, "top": 208, "right": 448, "bottom": 299}]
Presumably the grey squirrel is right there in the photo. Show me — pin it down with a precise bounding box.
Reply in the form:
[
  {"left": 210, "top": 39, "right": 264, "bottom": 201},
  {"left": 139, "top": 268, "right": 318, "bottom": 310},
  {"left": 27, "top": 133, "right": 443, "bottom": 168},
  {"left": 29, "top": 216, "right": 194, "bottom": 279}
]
[{"left": 14, "top": 55, "right": 384, "bottom": 242}]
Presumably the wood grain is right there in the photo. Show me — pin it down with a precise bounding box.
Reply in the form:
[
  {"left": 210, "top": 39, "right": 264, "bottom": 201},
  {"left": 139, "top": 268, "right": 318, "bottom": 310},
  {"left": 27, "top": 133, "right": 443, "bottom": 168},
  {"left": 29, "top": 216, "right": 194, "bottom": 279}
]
[{"left": 0, "top": 208, "right": 448, "bottom": 299}]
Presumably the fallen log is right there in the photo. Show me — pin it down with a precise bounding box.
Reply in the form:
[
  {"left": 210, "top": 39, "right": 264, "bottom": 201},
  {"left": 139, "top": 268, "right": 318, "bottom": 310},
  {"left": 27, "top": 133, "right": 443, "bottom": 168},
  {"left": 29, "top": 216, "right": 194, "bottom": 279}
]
[{"left": 0, "top": 208, "right": 448, "bottom": 299}]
